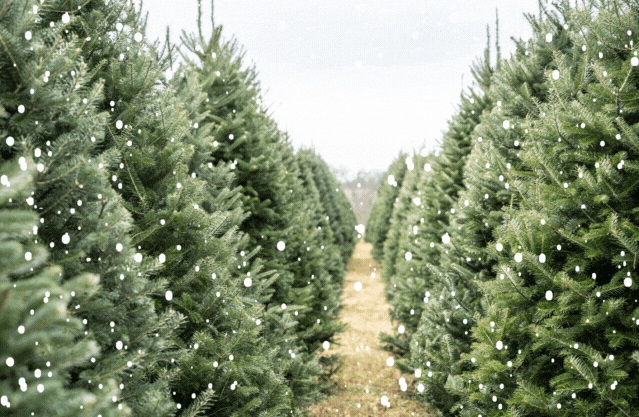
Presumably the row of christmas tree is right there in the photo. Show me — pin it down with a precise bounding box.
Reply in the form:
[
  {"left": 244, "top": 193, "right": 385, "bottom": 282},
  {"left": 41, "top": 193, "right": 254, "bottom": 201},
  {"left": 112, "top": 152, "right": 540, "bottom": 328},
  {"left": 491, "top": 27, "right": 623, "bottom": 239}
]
[
  {"left": 0, "top": 1, "right": 356, "bottom": 415},
  {"left": 367, "top": 1, "right": 639, "bottom": 415}
]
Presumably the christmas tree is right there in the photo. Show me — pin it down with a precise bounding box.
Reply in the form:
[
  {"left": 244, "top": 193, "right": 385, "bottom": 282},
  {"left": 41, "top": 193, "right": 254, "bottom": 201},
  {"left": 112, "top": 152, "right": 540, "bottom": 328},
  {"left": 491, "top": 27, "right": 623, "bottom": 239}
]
[
  {"left": 2, "top": 2, "right": 182, "bottom": 413},
  {"left": 177, "top": 4, "right": 351, "bottom": 409},
  {"left": 0, "top": 158, "right": 123, "bottom": 416},
  {"left": 366, "top": 152, "right": 409, "bottom": 262},
  {"left": 298, "top": 149, "right": 357, "bottom": 265},
  {"left": 460, "top": 2, "right": 639, "bottom": 415},
  {"left": 380, "top": 29, "right": 497, "bottom": 412}
]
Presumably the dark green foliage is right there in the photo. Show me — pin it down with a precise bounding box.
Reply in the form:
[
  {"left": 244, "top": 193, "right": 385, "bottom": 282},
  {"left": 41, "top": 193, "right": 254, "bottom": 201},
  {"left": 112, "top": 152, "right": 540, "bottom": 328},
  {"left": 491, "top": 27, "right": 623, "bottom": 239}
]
[
  {"left": 1, "top": 2, "right": 180, "bottom": 413},
  {"left": 178, "top": 18, "right": 351, "bottom": 411},
  {"left": 0, "top": 159, "right": 123, "bottom": 416},
  {"left": 372, "top": 1, "right": 639, "bottom": 416},
  {"left": 381, "top": 154, "right": 426, "bottom": 283},
  {"left": 1, "top": 0, "right": 351, "bottom": 415},
  {"left": 461, "top": 3, "right": 639, "bottom": 415},
  {"left": 298, "top": 148, "right": 357, "bottom": 265},
  {"left": 379, "top": 41, "right": 495, "bottom": 410},
  {"left": 62, "top": 2, "right": 296, "bottom": 413},
  {"left": 366, "top": 153, "right": 408, "bottom": 262}
]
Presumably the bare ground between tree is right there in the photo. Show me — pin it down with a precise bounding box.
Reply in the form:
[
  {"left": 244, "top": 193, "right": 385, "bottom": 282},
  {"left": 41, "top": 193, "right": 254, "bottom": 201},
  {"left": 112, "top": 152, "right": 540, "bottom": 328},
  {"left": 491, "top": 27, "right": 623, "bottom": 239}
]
[{"left": 306, "top": 241, "right": 433, "bottom": 416}]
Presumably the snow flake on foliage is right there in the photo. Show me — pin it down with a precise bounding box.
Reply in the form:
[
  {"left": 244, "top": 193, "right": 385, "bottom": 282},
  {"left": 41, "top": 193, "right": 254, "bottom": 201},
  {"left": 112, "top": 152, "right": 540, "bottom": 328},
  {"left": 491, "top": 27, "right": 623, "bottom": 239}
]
[
  {"left": 276, "top": 241, "right": 286, "bottom": 251},
  {"left": 134, "top": 32, "right": 143, "bottom": 42},
  {"left": 116, "top": 120, "right": 123, "bottom": 129},
  {"left": 441, "top": 233, "right": 451, "bottom": 244},
  {"left": 61, "top": 12, "right": 70, "bottom": 24},
  {"left": 496, "top": 242, "right": 503, "bottom": 252},
  {"left": 133, "top": 253, "right": 143, "bottom": 263},
  {"left": 496, "top": 340, "right": 504, "bottom": 350},
  {"left": 546, "top": 32, "right": 553, "bottom": 42},
  {"left": 539, "top": 253, "right": 546, "bottom": 263},
  {"left": 624, "top": 277, "right": 632, "bottom": 287},
  {"left": 406, "top": 156, "right": 414, "bottom": 171},
  {"left": 18, "top": 105, "right": 25, "bottom": 114},
  {"left": 61, "top": 233, "right": 70, "bottom": 244},
  {"left": 386, "top": 357, "right": 394, "bottom": 366},
  {"left": 5, "top": 357, "right": 14, "bottom": 367},
  {"left": 552, "top": 69, "right": 560, "bottom": 80},
  {"left": 243, "top": 277, "right": 252, "bottom": 287},
  {"left": 165, "top": 290, "right": 173, "bottom": 301},
  {"left": 5, "top": 136, "right": 14, "bottom": 146},
  {"left": 354, "top": 281, "right": 362, "bottom": 291},
  {"left": 545, "top": 290, "right": 554, "bottom": 301},
  {"left": 25, "top": 31, "right": 32, "bottom": 40},
  {"left": 502, "top": 120, "right": 510, "bottom": 129},
  {"left": 514, "top": 252, "right": 523, "bottom": 263},
  {"left": 632, "top": 56, "right": 639, "bottom": 67},
  {"left": 405, "top": 251, "right": 412, "bottom": 261},
  {"left": 322, "top": 341, "right": 330, "bottom": 350}
]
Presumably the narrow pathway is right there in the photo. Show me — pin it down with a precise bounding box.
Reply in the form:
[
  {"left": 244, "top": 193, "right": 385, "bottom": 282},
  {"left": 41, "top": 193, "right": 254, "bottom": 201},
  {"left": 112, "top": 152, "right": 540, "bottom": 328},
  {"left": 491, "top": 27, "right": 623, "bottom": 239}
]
[{"left": 307, "top": 241, "right": 432, "bottom": 416}]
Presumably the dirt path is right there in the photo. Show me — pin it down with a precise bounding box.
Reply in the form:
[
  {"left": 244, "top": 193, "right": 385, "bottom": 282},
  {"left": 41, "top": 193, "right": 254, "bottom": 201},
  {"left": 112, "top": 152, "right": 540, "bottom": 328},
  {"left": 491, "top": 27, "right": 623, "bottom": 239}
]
[{"left": 307, "top": 241, "right": 432, "bottom": 416}]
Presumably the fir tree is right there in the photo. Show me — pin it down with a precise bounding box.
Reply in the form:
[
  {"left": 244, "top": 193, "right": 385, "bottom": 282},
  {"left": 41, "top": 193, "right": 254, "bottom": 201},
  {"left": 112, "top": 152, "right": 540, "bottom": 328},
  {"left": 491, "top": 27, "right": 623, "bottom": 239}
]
[
  {"left": 461, "top": 2, "right": 639, "bottom": 415},
  {"left": 443, "top": 9, "right": 573, "bottom": 414},
  {"left": 2, "top": 2, "right": 182, "bottom": 413},
  {"left": 299, "top": 149, "right": 357, "bottom": 265},
  {"left": 381, "top": 153, "right": 426, "bottom": 283},
  {"left": 379, "top": 32, "right": 496, "bottom": 412},
  {"left": 366, "top": 153, "right": 409, "bottom": 262},
  {"left": 178, "top": 10, "right": 350, "bottom": 409},
  {"left": 0, "top": 158, "right": 124, "bottom": 416}
]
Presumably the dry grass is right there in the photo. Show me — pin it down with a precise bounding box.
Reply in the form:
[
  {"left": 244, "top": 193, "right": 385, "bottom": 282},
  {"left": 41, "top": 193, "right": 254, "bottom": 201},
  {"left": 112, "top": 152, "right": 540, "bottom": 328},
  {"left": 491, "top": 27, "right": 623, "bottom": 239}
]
[{"left": 306, "top": 241, "right": 432, "bottom": 417}]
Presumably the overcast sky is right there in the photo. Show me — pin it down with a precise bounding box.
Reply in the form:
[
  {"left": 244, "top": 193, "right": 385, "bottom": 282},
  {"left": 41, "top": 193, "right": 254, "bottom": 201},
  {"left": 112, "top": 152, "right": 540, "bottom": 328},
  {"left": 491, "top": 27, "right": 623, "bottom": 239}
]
[{"left": 143, "top": 0, "right": 540, "bottom": 178}]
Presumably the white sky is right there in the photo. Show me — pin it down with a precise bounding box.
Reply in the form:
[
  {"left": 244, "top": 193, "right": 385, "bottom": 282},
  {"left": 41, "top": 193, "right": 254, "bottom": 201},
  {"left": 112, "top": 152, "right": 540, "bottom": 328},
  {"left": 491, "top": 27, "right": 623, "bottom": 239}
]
[{"left": 143, "top": 0, "right": 540, "bottom": 178}]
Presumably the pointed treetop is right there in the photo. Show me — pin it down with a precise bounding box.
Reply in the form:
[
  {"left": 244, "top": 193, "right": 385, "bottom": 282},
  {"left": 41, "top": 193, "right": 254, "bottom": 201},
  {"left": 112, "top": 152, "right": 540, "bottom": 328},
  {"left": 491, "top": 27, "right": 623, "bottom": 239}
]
[
  {"left": 495, "top": 8, "right": 501, "bottom": 67},
  {"left": 197, "top": 0, "right": 203, "bottom": 42},
  {"left": 211, "top": 0, "right": 215, "bottom": 29},
  {"left": 485, "top": 23, "right": 491, "bottom": 67}
]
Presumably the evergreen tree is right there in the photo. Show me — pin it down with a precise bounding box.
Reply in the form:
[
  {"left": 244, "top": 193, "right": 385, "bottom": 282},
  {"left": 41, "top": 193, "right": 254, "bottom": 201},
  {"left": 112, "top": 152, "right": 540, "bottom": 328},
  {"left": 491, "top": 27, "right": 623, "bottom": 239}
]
[
  {"left": 460, "top": 2, "right": 639, "bottom": 415},
  {"left": 381, "top": 153, "right": 426, "bottom": 283},
  {"left": 178, "top": 7, "right": 351, "bottom": 409},
  {"left": 366, "top": 153, "right": 408, "bottom": 262},
  {"left": 1, "top": 0, "right": 349, "bottom": 414},
  {"left": 380, "top": 32, "right": 496, "bottom": 404},
  {"left": 84, "top": 3, "right": 298, "bottom": 413},
  {"left": 381, "top": 152, "right": 439, "bottom": 355},
  {"left": 436, "top": 9, "right": 572, "bottom": 414},
  {"left": 0, "top": 158, "right": 123, "bottom": 416},
  {"left": 2, "top": 2, "right": 182, "bottom": 413},
  {"left": 299, "top": 148, "right": 357, "bottom": 265}
]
